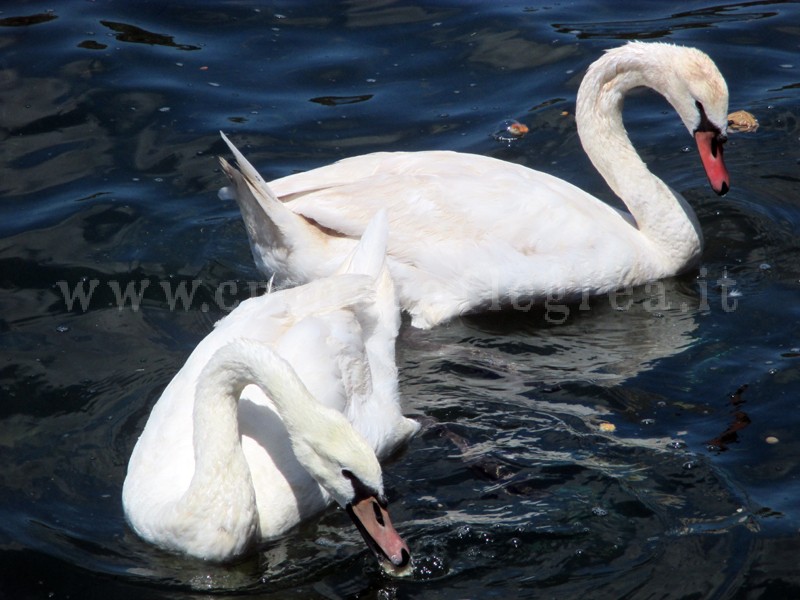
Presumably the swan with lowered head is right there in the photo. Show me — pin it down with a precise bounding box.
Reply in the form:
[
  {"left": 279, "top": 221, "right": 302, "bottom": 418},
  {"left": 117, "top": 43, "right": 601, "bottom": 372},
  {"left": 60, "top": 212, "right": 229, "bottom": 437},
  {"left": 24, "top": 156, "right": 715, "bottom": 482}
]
[
  {"left": 123, "top": 213, "right": 416, "bottom": 570},
  {"left": 218, "top": 41, "right": 730, "bottom": 329}
]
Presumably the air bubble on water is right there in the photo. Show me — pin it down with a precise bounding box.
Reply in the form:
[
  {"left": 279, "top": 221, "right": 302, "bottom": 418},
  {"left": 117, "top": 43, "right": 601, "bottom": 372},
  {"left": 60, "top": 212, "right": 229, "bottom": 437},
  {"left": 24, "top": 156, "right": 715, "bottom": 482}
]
[
  {"left": 455, "top": 524, "right": 471, "bottom": 539},
  {"left": 668, "top": 440, "right": 687, "bottom": 450},
  {"left": 759, "top": 263, "right": 771, "bottom": 271},
  {"left": 591, "top": 506, "right": 608, "bottom": 517},
  {"left": 640, "top": 418, "right": 655, "bottom": 425},
  {"left": 55, "top": 324, "right": 69, "bottom": 333},
  {"left": 414, "top": 554, "right": 447, "bottom": 579},
  {"left": 313, "top": 536, "right": 338, "bottom": 548},
  {"left": 683, "top": 460, "right": 697, "bottom": 469},
  {"left": 377, "top": 586, "right": 398, "bottom": 600}
]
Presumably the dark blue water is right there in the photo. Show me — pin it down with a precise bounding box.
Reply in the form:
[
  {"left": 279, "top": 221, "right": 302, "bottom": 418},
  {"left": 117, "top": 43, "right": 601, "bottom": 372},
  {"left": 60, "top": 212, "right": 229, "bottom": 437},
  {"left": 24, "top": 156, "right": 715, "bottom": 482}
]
[{"left": 1, "top": 1, "right": 799, "bottom": 598}]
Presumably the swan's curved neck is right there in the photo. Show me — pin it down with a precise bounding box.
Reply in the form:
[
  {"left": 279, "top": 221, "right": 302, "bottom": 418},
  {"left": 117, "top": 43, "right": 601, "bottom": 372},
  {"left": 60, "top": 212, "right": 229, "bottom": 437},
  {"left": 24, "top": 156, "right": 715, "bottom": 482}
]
[
  {"left": 575, "top": 46, "right": 703, "bottom": 271},
  {"left": 174, "top": 341, "right": 337, "bottom": 559},
  {"left": 169, "top": 349, "right": 262, "bottom": 558},
  {"left": 189, "top": 339, "right": 332, "bottom": 482}
]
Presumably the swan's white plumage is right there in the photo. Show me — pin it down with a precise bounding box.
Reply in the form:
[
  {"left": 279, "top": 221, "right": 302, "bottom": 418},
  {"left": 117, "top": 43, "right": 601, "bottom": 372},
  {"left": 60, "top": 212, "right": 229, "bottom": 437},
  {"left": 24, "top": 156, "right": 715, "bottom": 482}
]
[
  {"left": 219, "top": 42, "right": 730, "bottom": 329},
  {"left": 122, "top": 211, "right": 418, "bottom": 561}
]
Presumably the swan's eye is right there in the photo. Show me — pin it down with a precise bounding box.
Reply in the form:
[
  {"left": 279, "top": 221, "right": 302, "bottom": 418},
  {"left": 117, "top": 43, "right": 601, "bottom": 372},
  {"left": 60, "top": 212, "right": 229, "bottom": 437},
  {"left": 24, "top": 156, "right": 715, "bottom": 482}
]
[
  {"left": 694, "top": 100, "right": 727, "bottom": 157},
  {"left": 694, "top": 100, "right": 722, "bottom": 136},
  {"left": 342, "top": 469, "right": 381, "bottom": 502}
]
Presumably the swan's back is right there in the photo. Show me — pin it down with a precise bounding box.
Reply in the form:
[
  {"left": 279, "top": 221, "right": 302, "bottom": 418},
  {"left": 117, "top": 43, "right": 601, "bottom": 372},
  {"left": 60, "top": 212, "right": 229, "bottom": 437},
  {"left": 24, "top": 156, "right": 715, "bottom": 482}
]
[{"left": 275, "top": 151, "right": 634, "bottom": 246}]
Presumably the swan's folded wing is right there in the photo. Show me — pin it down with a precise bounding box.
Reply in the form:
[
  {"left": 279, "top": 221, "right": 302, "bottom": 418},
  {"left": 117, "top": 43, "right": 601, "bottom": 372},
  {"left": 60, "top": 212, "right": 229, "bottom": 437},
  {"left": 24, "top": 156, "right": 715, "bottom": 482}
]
[
  {"left": 273, "top": 309, "right": 368, "bottom": 414},
  {"left": 213, "top": 274, "right": 376, "bottom": 340},
  {"left": 269, "top": 150, "right": 620, "bottom": 250}
]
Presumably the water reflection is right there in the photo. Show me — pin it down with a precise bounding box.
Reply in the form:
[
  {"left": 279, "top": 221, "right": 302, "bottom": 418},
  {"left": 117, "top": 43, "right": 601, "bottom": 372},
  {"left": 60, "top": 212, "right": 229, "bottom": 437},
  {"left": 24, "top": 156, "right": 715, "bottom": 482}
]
[
  {"left": 400, "top": 276, "right": 704, "bottom": 389},
  {"left": 99, "top": 20, "right": 201, "bottom": 51}
]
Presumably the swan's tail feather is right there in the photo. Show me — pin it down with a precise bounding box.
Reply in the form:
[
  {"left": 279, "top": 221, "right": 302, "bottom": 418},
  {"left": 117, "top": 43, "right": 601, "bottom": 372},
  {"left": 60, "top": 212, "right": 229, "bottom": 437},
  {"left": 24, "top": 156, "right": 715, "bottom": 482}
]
[{"left": 218, "top": 132, "right": 328, "bottom": 279}]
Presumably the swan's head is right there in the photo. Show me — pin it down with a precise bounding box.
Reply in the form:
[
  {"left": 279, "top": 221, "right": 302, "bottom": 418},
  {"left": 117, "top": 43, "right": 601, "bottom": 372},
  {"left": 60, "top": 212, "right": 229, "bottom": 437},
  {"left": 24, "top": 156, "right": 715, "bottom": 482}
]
[
  {"left": 291, "top": 410, "right": 412, "bottom": 575},
  {"left": 588, "top": 42, "right": 731, "bottom": 196},
  {"left": 641, "top": 42, "right": 730, "bottom": 196},
  {"left": 343, "top": 468, "right": 413, "bottom": 577}
]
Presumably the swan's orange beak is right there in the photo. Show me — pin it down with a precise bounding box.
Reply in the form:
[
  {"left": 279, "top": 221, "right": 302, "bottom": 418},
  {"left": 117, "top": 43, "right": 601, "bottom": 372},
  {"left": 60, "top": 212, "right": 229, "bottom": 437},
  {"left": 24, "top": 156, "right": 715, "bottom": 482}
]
[
  {"left": 695, "top": 130, "right": 729, "bottom": 196},
  {"left": 347, "top": 495, "right": 412, "bottom": 576}
]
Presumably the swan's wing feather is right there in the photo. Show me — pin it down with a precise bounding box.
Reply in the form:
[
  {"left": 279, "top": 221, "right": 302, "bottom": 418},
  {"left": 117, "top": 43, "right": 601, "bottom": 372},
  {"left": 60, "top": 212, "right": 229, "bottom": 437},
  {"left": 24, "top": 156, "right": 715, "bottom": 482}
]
[
  {"left": 272, "top": 310, "right": 369, "bottom": 414},
  {"left": 335, "top": 209, "right": 388, "bottom": 279},
  {"left": 213, "top": 274, "right": 375, "bottom": 340},
  {"left": 273, "top": 151, "right": 632, "bottom": 251}
]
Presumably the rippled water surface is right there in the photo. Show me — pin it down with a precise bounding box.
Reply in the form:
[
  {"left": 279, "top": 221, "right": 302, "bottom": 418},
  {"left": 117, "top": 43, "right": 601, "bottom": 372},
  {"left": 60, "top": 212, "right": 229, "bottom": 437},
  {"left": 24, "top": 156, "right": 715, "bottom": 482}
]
[{"left": 2, "top": 1, "right": 800, "bottom": 598}]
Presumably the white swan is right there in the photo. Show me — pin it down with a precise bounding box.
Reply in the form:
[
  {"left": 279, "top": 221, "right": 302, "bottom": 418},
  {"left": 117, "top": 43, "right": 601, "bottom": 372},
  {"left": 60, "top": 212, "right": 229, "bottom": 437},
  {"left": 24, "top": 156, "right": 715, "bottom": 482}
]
[
  {"left": 123, "top": 213, "right": 417, "bottom": 569},
  {"left": 218, "top": 41, "right": 730, "bottom": 329}
]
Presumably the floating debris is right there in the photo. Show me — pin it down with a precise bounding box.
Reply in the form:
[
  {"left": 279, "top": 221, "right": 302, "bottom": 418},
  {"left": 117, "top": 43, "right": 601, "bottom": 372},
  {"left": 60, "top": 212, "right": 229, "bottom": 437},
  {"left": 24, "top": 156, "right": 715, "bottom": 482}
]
[
  {"left": 728, "top": 110, "right": 759, "bottom": 132},
  {"left": 598, "top": 421, "right": 616, "bottom": 432},
  {"left": 492, "top": 119, "right": 529, "bottom": 142},
  {"left": 765, "top": 436, "right": 779, "bottom": 444},
  {"left": 78, "top": 40, "right": 107, "bottom": 50},
  {"left": 706, "top": 384, "right": 751, "bottom": 451},
  {"left": 310, "top": 94, "right": 373, "bottom": 106}
]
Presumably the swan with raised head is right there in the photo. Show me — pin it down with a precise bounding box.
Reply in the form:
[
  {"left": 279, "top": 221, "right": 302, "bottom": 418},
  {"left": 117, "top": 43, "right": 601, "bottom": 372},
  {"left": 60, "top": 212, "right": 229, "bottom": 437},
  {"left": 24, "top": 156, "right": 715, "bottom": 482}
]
[
  {"left": 218, "top": 41, "right": 730, "bottom": 329},
  {"left": 123, "top": 213, "right": 417, "bottom": 569}
]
